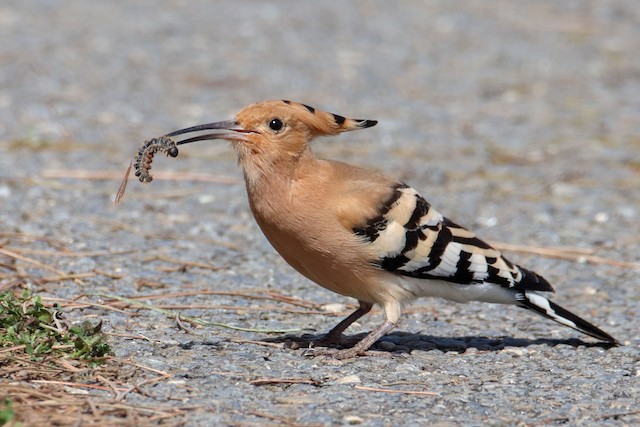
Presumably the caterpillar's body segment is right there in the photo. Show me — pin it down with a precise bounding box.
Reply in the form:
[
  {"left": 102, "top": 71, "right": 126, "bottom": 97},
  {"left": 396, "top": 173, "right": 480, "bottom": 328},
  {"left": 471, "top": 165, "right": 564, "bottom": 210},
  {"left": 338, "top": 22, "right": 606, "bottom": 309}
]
[
  {"left": 134, "top": 136, "right": 179, "bottom": 183},
  {"left": 114, "top": 135, "right": 178, "bottom": 205}
]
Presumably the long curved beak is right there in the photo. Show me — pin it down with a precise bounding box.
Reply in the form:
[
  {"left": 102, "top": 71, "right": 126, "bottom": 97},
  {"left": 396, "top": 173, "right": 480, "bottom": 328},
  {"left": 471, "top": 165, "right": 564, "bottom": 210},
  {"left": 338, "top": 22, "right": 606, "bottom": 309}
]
[{"left": 166, "top": 120, "right": 252, "bottom": 145}]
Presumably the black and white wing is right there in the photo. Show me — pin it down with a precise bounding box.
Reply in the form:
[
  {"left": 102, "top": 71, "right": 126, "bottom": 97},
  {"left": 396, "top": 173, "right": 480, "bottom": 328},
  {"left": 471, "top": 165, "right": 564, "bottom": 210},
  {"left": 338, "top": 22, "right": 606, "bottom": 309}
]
[
  {"left": 353, "top": 183, "right": 616, "bottom": 343},
  {"left": 353, "top": 183, "right": 552, "bottom": 292}
]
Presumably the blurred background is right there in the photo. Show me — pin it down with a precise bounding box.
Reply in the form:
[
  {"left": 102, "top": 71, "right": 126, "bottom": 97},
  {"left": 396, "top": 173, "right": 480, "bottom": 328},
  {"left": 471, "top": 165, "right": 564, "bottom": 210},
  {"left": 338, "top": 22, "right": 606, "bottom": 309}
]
[
  {"left": 0, "top": 1, "right": 638, "bottom": 425},
  {"left": 2, "top": 1, "right": 638, "bottom": 228}
]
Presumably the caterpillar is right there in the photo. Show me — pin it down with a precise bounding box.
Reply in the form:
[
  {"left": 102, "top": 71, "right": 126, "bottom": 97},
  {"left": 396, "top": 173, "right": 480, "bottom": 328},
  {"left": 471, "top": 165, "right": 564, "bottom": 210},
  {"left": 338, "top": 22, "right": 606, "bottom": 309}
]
[
  {"left": 114, "top": 136, "right": 178, "bottom": 205},
  {"left": 134, "top": 136, "right": 179, "bottom": 183}
]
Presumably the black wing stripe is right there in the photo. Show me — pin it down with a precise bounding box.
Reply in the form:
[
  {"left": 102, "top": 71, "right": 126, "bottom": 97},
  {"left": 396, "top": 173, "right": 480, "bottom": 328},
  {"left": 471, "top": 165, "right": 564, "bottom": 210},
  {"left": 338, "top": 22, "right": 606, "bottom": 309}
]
[
  {"left": 451, "top": 235, "right": 493, "bottom": 250},
  {"left": 353, "top": 183, "right": 409, "bottom": 243},
  {"left": 405, "top": 195, "right": 430, "bottom": 230},
  {"left": 452, "top": 250, "right": 475, "bottom": 283},
  {"left": 355, "top": 184, "right": 555, "bottom": 291}
]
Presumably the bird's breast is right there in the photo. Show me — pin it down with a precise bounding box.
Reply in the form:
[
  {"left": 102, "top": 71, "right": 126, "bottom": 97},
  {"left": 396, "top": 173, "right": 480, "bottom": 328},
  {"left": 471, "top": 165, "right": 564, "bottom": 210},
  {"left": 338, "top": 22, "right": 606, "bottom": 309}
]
[{"left": 246, "top": 182, "right": 384, "bottom": 302}]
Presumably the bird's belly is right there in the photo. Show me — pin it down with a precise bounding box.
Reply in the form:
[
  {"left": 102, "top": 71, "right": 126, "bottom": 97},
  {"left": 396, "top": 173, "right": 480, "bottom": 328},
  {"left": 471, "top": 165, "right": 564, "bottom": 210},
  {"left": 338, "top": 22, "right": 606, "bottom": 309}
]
[
  {"left": 397, "top": 276, "right": 517, "bottom": 305},
  {"left": 255, "top": 220, "right": 383, "bottom": 303}
]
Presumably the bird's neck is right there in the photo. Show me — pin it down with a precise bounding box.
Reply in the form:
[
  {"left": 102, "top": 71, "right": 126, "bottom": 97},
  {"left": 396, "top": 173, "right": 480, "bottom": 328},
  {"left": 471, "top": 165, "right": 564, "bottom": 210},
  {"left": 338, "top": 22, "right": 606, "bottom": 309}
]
[
  {"left": 241, "top": 146, "right": 316, "bottom": 215},
  {"left": 239, "top": 145, "right": 310, "bottom": 187}
]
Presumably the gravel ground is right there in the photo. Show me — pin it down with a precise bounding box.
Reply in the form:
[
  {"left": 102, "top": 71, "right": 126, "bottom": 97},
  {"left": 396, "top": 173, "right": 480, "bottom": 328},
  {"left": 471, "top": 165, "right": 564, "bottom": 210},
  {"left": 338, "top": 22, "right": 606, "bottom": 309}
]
[{"left": 1, "top": 1, "right": 639, "bottom": 425}]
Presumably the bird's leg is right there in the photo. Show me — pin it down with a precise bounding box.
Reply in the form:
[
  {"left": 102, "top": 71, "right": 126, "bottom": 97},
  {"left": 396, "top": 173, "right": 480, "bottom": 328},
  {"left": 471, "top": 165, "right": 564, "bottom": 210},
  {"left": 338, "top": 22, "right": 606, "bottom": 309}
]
[
  {"left": 306, "top": 319, "right": 396, "bottom": 359},
  {"left": 307, "top": 301, "right": 401, "bottom": 359},
  {"left": 337, "top": 319, "right": 396, "bottom": 359},
  {"left": 313, "top": 301, "right": 373, "bottom": 346}
]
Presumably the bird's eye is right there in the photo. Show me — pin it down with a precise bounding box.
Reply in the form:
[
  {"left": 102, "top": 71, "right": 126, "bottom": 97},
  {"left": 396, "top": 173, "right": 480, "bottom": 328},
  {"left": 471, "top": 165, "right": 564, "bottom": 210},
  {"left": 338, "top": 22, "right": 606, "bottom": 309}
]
[{"left": 268, "top": 118, "right": 284, "bottom": 132}]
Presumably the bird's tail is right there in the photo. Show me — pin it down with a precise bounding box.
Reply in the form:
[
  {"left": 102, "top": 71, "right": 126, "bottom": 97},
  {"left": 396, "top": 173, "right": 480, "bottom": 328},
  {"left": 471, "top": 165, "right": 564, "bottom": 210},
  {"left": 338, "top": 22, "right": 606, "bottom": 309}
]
[{"left": 516, "top": 291, "right": 618, "bottom": 344}]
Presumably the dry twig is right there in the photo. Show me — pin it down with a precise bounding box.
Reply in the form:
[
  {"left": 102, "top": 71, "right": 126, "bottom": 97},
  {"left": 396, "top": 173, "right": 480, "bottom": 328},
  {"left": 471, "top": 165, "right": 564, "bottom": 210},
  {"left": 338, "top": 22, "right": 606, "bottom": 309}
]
[
  {"left": 247, "top": 410, "right": 322, "bottom": 427},
  {"left": 353, "top": 385, "right": 438, "bottom": 396},
  {"left": 144, "top": 254, "right": 221, "bottom": 271},
  {"left": 250, "top": 377, "right": 321, "bottom": 386},
  {"left": 43, "top": 168, "right": 241, "bottom": 184},
  {"left": 492, "top": 241, "right": 640, "bottom": 269},
  {"left": 93, "top": 293, "right": 300, "bottom": 333}
]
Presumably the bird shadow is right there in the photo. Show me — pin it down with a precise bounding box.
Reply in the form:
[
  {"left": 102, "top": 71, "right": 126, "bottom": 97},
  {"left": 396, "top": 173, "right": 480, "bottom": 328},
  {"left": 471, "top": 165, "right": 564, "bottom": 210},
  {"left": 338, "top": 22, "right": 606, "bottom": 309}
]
[{"left": 265, "top": 330, "right": 616, "bottom": 355}]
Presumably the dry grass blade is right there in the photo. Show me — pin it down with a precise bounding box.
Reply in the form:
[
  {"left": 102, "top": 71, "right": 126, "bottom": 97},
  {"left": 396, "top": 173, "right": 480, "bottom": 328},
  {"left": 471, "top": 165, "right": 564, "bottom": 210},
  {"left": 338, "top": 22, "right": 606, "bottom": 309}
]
[
  {"left": 92, "top": 217, "right": 241, "bottom": 250},
  {"left": 176, "top": 313, "right": 194, "bottom": 334},
  {"left": 144, "top": 254, "right": 221, "bottom": 271},
  {"left": 92, "top": 269, "right": 125, "bottom": 279},
  {"left": 0, "top": 262, "right": 17, "bottom": 271},
  {"left": 596, "top": 410, "right": 640, "bottom": 420},
  {"left": 1, "top": 349, "right": 187, "bottom": 425},
  {"left": 353, "top": 385, "right": 438, "bottom": 396},
  {"left": 247, "top": 410, "right": 323, "bottom": 427},
  {"left": 1, "top": 384, "right": 191, "bottom": 425},
  {"left": 96, "top": 374, "right": 126, "bottom": 400},
  {"left": 93, "top": 293, "right": 301, "bottom": 333},
  {"left": 2, "top": 246, "right": 133, "bottom": 258},
  {"left": 2, "top": 354, "right": 86, "bottom": 376},
  {"left": 249, "top": 377, "right": 321, "bottom": 386},
  {"left": 0, "top": 344, "right": 26, "bottom": 354},
  {"left": 2, "top": 385, "right": 76, "bottom": 403},
  {"left": 0, "top": 232, "right": 71, "bottom": 246},
  {"left": 156, "top": 303, "right": 337, "bottom": 316},
  {"left": 230, "top": 339, "right": 283, "bottom": 349},
  {"left": 38, "top": 272, "right": 97, "bottom": 283},
  {"left": 492, "top": 241, "right": 640, "bottom": 269},
  {"left": 103, "top": 331, "right": 152, "bottom": 341},
  {"left": 31, "top": 379, "right": 129, "bottom": 393},
  {"left": 117, "top": 359, "right": 171, "bottom": 377},
  {"left": 42, "top": 168, "right": 242, "bottom": 184},
  {"left": 42, "top": 296, "right": 131, "bottom": 314},
  {"left": 119, "top": 289, "right": 322, "bottom": 310},
  {"left": 114, "top": 160, "right": 133, "bottom": 205},
  {"left": 0, "top": 247, "right": 67, "bottom": 275},
  {"left": 263, "top": 290, "right": 322, "bottom": 309}
]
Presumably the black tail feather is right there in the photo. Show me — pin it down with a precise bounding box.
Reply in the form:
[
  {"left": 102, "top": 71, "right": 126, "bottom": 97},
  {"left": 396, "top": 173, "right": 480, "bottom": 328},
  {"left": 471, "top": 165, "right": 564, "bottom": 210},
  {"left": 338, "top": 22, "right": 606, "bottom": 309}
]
[{"left": 517, "top": 292, "right": 618, "bottom": 345}]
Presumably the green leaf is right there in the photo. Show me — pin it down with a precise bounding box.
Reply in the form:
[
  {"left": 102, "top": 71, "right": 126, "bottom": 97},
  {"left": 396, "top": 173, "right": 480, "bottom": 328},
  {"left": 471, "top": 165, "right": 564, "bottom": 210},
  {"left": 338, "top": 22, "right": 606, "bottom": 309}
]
[
  {"left": 0, "top": 290, "right": 112, "bottom": 362},
  {"left": 0, "top": 399, "right": 15, "bottom": 425}
]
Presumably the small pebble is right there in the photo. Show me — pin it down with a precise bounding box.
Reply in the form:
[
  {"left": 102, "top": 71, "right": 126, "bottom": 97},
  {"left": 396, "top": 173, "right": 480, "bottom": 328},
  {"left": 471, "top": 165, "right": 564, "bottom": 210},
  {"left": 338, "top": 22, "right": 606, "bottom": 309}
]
[
  {"left": 322, "top": 303, "right": 348, "bottom": 313},
  {"left": 343, "top": 415, "right": 364, "bottom": 425},
  {"left": 0, "top": 185, "right": 11, "bottom": 198},
  {"left": 594, "top": 212, "right": 609, "bottom": 223},
  {"left": 395, "top": 363, "right": 419, "bottom": 373},
  {"left": 334, "top": 375, "right": 361, "bottom": 384}
]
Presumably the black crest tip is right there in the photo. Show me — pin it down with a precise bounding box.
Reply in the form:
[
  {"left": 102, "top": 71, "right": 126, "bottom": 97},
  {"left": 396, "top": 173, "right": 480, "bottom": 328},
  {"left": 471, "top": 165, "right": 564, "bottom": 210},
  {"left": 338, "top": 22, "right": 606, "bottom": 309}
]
[{"left": 357, "top": 119, "right": 378, "bottom": 128}]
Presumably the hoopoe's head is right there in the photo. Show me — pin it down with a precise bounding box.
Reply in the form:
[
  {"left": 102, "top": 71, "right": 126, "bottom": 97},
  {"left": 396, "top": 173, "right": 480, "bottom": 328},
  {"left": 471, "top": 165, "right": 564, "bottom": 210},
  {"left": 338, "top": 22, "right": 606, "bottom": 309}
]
[
  {"left": 233, "top": 100, "right": 377, "bottom": 142},
  {"left": 167, "top": 100, "right": 376, "bottom": 180}
]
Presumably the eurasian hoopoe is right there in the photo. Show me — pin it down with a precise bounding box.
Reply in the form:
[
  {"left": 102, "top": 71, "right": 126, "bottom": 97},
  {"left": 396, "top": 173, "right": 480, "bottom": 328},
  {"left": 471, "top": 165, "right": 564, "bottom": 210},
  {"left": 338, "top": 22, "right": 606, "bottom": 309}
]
[{"left": 166, "top": 100, "right": 617, "bottom": 359}]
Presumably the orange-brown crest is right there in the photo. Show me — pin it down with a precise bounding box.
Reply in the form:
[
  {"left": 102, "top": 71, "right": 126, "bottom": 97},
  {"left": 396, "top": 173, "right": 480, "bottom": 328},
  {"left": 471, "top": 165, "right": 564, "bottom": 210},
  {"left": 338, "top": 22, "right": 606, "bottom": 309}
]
[{"left": 235, "top": 99, "right": 377, "bottom": 141}]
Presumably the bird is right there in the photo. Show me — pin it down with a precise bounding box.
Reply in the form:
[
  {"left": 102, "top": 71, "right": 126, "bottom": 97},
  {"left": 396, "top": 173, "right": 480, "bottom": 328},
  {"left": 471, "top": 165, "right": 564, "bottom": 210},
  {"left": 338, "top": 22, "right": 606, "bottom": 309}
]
[{"left": 164, "top": 99, "right": 617, "bottom": 359}]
